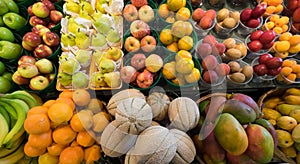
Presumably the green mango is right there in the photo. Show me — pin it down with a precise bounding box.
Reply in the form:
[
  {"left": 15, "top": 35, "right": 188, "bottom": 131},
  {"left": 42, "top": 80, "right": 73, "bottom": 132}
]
[
  {"left": 0, "top": 0, "right": 9, "bottom": 15},
  {"left": 0, "top": 27, "right": 14, "bottom": 42},
  {"left": 3, "top": 12, "right": 26, "bottom": 30},
  {"left": 0, "top": 41, "right": 22, "bottom": 59},
  {"left": 0, "top": 16, "right": 4, "bottom": 26},
  {"left": 2, "top": 0, "right": 18, "bottom": 13}
]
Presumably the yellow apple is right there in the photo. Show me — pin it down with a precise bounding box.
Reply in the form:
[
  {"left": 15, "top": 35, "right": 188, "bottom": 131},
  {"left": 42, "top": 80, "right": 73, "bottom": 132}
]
[{"left": 158, "top": 4, "right": 170, "bottom": 18}]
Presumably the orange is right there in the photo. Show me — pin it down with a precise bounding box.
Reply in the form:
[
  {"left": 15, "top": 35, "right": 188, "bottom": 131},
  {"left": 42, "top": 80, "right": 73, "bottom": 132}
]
[
  {"left": 76, "top": 131, "right": 95, "bottom": 147},
  {"left": 52, "top": 125, "right": 77, "bottom": 145},
  {"left": 55, "top": 97, "right": 75, "bottom": 111},
  {"left": 43, "top": 100, "right": 56, "bottom": 108},
  {"left": 48, "top": 102, "right": 73, "bottom": 125},
  {"left": 24, "top": 114, "right": 51, "bottom": 134},
  {"left": 166, "top": 42, "right": 179, "bottom": 52},
  {"left": 70, "top": 110, "right": 94, "bottom": 132},
  {"left": 27, "top": 130, "right": 52, "bottom": 149},
  {"left": 27, "top": 106, "right": 48, "bottom": 117},
  {"left": 292, "top": 64, "right": 300, "bottom": 73},
  {"left": 59, "top": 90, "right": 74, "bottom": 99},
  {"left": 24, "top": 142, "right": 46, "bottom": 157},
  {"left": 72, "top": 89, "right": 91, "bottom": 107},
  {"left": 281, "top": 67, "right": 293, "bottom": 76},
  {"left": 59, "top": 146, "right": 84, "bottom": 164},
  {"left": 47, "top": 143, "right": 67, "bottom": 156}
]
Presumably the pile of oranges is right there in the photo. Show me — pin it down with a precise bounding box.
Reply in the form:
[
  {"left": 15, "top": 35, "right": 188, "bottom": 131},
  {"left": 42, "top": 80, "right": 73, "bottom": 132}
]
[{"left": 23, "top": 89, "right": 110, "bottom": 164}]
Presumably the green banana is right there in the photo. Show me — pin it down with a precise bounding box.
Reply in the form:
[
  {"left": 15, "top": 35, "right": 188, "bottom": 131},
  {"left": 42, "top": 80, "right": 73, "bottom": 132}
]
[
  {"left": 0, "top": 105, "right": 10, "bottom": 128},
  {"left": 0, "top": 144, "right": 25, "bottom": 164},
  {"left": 2, "top": 0, "right": 18, "bottom": 13},
  {"left": 0, "top": 134, "right": 25, "bottom": 158},
  {"left": 0, "top": 98, "right": 28, "bottom": 145},
  {"left": 0, "top": 113, "right": 9, "bottom": 147},
  {"left": 2, "top": 90, "right": 38, "bottom": 109},
  {"left": 5, "top": 127, "right": 25, "bottom": 149},
  {"left": 0, "top": 100, "right": 17, "bottom": 119}
]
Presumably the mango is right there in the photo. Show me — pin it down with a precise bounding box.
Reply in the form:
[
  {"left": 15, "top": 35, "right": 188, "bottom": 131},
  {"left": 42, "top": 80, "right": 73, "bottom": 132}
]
[
  {"left": 262, "top": 108, "right": 281, "bottom": 120},
  {"left": 290, "top": 109, "right": 300, "bottom": 123},
  {"left": 255, "top": 118, "right": 278, "bottom": 147},
  {"left": 284, "top": 95, "right": 300, "bottom": 105},
  {"left": 292, "top": 124, "right": 300, "bottom": 143},
  {"left": 245, "top": 124, "right": 274, "bottom": 163},
  {"left": 264, "top": 96, "right": 282, "bottom": 108},
  {"left": 276, "top": 116, "right": 297, "bottom": 131},
  {"left": 284, "top": 88, "right": 300, "bottom": 96},
  {"left": 280, "top": 146, "right": 297, "bottom": 158},
  {"left": 230, "top": 93, "right": 261, "bottom": 119},
  {"left": 214, "top": 113, "right": 248, "bottom": 156},
  {"left": 222, "top": 99, "right": 256, "bottom": 124},
  {"left": 276, "top": 129, "right": 294, "bottom": 147},
  {"left": 276, "top": 104, "right": 300, "bottom": 115},
  {"left": 226, "top": 152, "right": 256, "bottom": 164}
]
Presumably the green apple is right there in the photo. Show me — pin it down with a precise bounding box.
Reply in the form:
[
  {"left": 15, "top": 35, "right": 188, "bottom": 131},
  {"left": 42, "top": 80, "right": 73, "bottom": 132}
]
[
  {"left": 3, "top": 12, "right": 26, "bottom": 30},
  {"left": 91, "top": 33, "right": 107, "bottom": 47},
  {"left": 97, "top": 58, "right": 115, "bottom": 73},
  {"left": 103, "top": 72, "right": 120, "bottom": 88},
  {"left": 0, "top": 27, "right": 15, "bottom": 42},
  {"left": 2, "top": 0, "right": 19, "bottom": 13},
  {"left": 75, "top": 49, "right": 91, "bottom": 67},
  {"left": 66, "top": 1, "right": 80, "bottom": 14},
  {"left": 0, "top": 0, "right": 9, "bottom": 15},
  {"left": 0, "top": 61, "right": 5, "bottom": 75},
  {"left": 60, "top": 57, "right": 80, "bottom": 75},
  {"left": 75, "top": 30, "right": 90, "bottom": 49},
  {"left": 107, "top": 29, "right": 121, "bottom": 43},
  {"left": 57, "top": 72, "right": 72, "bottom": 86},
  {"left": 91, "top": 72, "right": 106, "bottom": 87},
  {"left": 0, "top": 76, "right": 11, "bottom": 93},
  {"left": 106, "top": 47, "right": 122, "bottom": 61},
  {"left": 0, "top": 41, "right": 22, "bottom": 60},
  {"left": 72, "top": 71, "right": 88, "bottom": 89}
]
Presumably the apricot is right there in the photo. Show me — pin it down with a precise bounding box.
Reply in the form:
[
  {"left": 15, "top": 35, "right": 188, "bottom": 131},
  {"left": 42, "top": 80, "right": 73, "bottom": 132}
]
[
  {"left": 289, "top": 35, "right": 300, "bottom": 46},
  {"left": 292, "top": 64, "right": 300, "bottom": 73},
  {"left": 281, "top": 67, "right": 293, "bottom": 76},
  {"left": 192, "top": 8, "right": 205, "bottom": 22},
  {"left": 204, "top": 9, "right": 216, "bottom": 20},
  {"left": 198, "top": 16, "right": 213, "bottom": 30},
  {"left": 275, "top": 41, "right": 290, "bottom": 52},
  {"left": 279, "top": 32, "right": 292, "bottom": 41}
]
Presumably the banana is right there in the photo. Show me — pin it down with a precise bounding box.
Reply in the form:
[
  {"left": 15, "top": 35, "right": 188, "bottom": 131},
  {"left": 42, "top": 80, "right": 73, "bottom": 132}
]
[
  {"left": 0, "top": 134, "right": 25, "bottom": 158},
  {"left": 284, "top": 95, "right": 300, "bottom": 105},
  {"left": 2, "top": 0, "right": 18, "bottom": 13},
  {"left": 0, "top": 105, "right": 10, "bottom": 128},
  {"left": 0, "top": 98, "right": 28, "bottom": 145},
  {"left": 0, "top": 100, "right": 17, "bottom": 119},
  {"left": 255, "top": 118, "right": 278, "bottom": 147},
  {"left": 0, "top": 144, "right": 25, "bottom": 164},
  {"left": 0, "top": 113, "right": 9, "bottom": 148},
  {"left": 2, "top": 90, "right": 38, "bottom": 109},
  {"left": 284, "top": 88, "right": 300, "bottom": 97},
  {"left": 5, "top": 127, "right": 25, "bottom": 149}
]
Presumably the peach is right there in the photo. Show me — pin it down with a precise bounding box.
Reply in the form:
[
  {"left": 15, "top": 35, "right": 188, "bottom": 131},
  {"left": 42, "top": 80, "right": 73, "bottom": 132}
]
[
  {"left": 204, "top": 9, "right": 216, "bottom": 20},
  {"left": 203, "top": 70, "right": 219, "bottom": 84},
  {"left": 215, "top": 63, "right": 230, "bottom": 77},
  {"left": 192, "top": 8, "right": 205, "bottom": 22},
  {"left": 201, "top": 55, "right": 218, "bottom": 70},
  {"left": 131, "top": 0, "right": 147, "bottom": 8},
  {"left": 198, "top": 16, "right": 213, "bottom": 30},
  {"left": 196, "top": 43, "right": 212, "bottom": 58},
  {"left": 215, "top": 43, "right": 226, "bottom": 55},
  {"left": 203, "top": 35, "right": 217, "bottom": 46}
]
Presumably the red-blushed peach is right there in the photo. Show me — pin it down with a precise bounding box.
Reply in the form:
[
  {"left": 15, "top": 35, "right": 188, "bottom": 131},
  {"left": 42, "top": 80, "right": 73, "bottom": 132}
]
[
  {"left": 203, "top": 70, "right": 219, "bottom": 84},
  {"left": 201, "top": 55, "right": 219, "bottom": 70},
  {"left": 192, "top": 8, "right": 205, "bottom": 22},
  {"left": 198, "top": 16, "right": 213, "bottom": 30}
]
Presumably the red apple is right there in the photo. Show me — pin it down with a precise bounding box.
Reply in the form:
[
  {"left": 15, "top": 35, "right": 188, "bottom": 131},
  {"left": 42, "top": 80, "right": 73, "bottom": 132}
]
[
  {"left": 35, "top": 58, "right": 53, "bottom": 74},
  {"left": 247, "top": 18, "right": 260, "bottom": 28},
  {"left": 215, "top": 43, "right": 226, "bottom": 55},
  {"left": 22, "top": 32, "right": 42, "bottom": 48},
  {"left": 136, "top": 69, "right": 153, "bottom": 88},
  {"left": 17, "top": 63, "right": 39, "bottom": 78},
  {"left": 29, "top": 16, "right": 47, "bottom": 27},
  {"left": 124, "top": 36, "right": 140, "bottom": 52},
  {"left": 120, "top": 66, "right": 138, "bottom": 83},
  {"left": 131, "top": 0, "right": 148, "bottom": 8},
  {"left": 267, "top": 67, "right": 282, "bottom": 76},
  {"left": 32, "top": 2, "right": 50, "bottom": 18},
  {"left": 22, "top": 41, "right": 35, "bottom": 51},
  {"left": 130, "top": 53, "right": 146, "bottom": 70},
  {"left": 260, "top": 30, "right": 276, "bottom": 44},
  {"left": 33, "top": 44, "right": 53, "bottom": 58},
  {"left": 50, "top": 10, "right": 63, "bottom": 24},
  {"left": 215, "top": 63, "right": 230, "bottom": 77},
  {"left": 265, "top": 57, "right": 283, "bottom": 69},
  {"left": 240, "top": 8, "right": 252, "bottom": 22},
  {"left": 29, "top": 75, "right": 49, "bottom": 90},
  {"left": 250, "top": 30, "right": 263, "bottom": 41},
  {"left": 32, "top": 24, "right": 51, "bottom": 37},
  {"left": 251, "top": 4, "right": 266, "bottom": 18},
  {"left": 42, "top": 31, "right": 60, "bottom": 46},
  {"left": 42, "top": 0, "right": 55, "bottom": 11},
  {"left": 258, "top": 53, "right": 273, "bottom": 64},
  {"left": 12, "top": 71, "right": 30, "bottom": 85},
  {"left": 18, "top": 55, "right": 36, "bottom": 65},
  {"left": 123, "top": 4, "right": 138, "bottom": 22},
  {"left": 130, "top": 20, "right": 150, "bottom": 39},
  {"left": 28, "top": 5, "right": 34, "bottom": 16},
  {"left": 247, "top": 40, "right": 263, "bottom": 52},
  {"left": 262, "top": 40, "right": 274, "bottom": 49},
  {"left": 138, "top": 5, "right": 155, "bottom": 23},
  {"left": 253, "top": 64, "right": 268, "bottom": 76},
  {"left": 140, "top": 35, "right": 156, "bottom": 52}
]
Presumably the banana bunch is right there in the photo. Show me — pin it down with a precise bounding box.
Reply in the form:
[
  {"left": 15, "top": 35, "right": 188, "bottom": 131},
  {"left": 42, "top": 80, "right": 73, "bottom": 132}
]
[
  {"left": 262, "top": 88, "right": 300, "bottom": 162},
  {"left": 0, "top": 90, "right": 37, "bottom": 163}
]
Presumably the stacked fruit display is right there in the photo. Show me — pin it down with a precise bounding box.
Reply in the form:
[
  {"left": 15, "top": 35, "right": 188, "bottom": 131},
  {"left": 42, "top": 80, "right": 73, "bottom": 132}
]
[
  {"left": 261, "top": 88, "right": 300, "bottom": 163},
  {"left": 0, "top": 90, "right": 38, "bottom": 163},
  {"left": 227, "top": 61, "right": 253, "bottom": 84},
  {"left": 195, "top": 93, "right": 275, "bottom": 163},
  {"left": 192, "top": 8, "right": 216, "bottom": 30},
  {"left": 259, "top": 0, "right": 284, "bottom": 17},
  {"left": 123, "top": 2, "right": 156, "bottom": 23},
  {"left": 285, "top": 0, "right": 300, "bottom": 33},
  {"left": 277, "top": 59, "right": 300, "bottom": 84},
  {"left": 23, "top": 89, "right": 107, "bottom": 163},
  {"left": 157, "top": 0, "right": 191, "bottom": 23},
  {"left": 246, "top": 29, "right": 276, "bottom": 52},
  {"left": 272, "top": 32, "right": 300, "bottom": 58},
  {"left": 121, "top": 53, "right": 163, "bottom": 89},
  {"left": 263, "top": 14, "right": 290, "bottom": 35},
  {"left": 239, "top": 4, "right": 266, "bottom": 29},
  {"left": 252, "top": 53, "right": 283, "bottom": 78}
]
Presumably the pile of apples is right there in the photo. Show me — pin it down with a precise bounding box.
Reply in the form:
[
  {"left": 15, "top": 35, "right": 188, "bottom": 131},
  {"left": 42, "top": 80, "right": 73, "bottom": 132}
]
[
  {"left": 192, "top": 8, "right": 216, "bottom": 30},
  {"left": 158, "top": 0, "right": 191, "bottom": 23},
  {"left": 240, "top": 4, "right": 266, "bottom": 28},
  {"left": 124, "top": 20, "right": 157, "bottom": 53},
  {"left": 285, "top": 0, "right": 300, "bottom": 33},
  {"left": 12, "top": 55, "right": 55, "bottom": 91},
  {"left": 27, "top": 0, "right": 63, "bottom": 29},
  {"left": 247, "top": 30, "right": 276, "bottom": 52},
  {"left": 121, "top": 53, "right": 163, "bottom": 89},
  {"left": 123, "top": 1, "right": 155, "bottom": 23},
  {"left": 253, "top": 53, "right": 283, "bottom": 77}
]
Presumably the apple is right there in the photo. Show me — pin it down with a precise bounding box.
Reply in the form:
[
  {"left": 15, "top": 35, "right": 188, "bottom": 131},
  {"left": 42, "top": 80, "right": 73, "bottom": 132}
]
[
  {"left": 18, "top": 55, "right": 36, "bottom": 65},
  {"left": 123, "top": 4, "right": 138, "bottom": 22},
  {"left": 124, "top": 36, "right": 140, "bottom": 52},
  {"left": 50, "top": 10, "right": 63, "bottom": 24},
  {"left": 12, "top": 71, "right": 30, "bottom": 85},
  {"left": 32, "top": 2, "right": 50, "bottom": 18},
  {"left": 48, "top": 23, "right": 57, "bottom": 29},
  {"left": 268, "top": 67, "right": 282, "bottom": 76},
  {"left": 265, "top": 57, "right": 282, "bottom": 69},
  {"left": 260, "top": 30, "right": 276, "bottom": 44},
  {"left": 35, "top": 58, "right": 53, "bottom": 74},
  {"left": 240, "top": 8, "right": 252, "bottom": 22},
  {"left": 253, "top": 64, "right": 268, "bottom": 76},
  {"left": 42, "top": 31, "right": 60, "bottom": 47},
  {"left": 131, "top": 53, "right": 146, "bottom": 70},
  {"left": 138, "top": 5, "right": 155, "bottom": 23},
  {"left": 247, "top": 40, "right": 263, "bottom": 52},
  {"left": 28, "top": 5, "right": 34, "bottom": 16},
  {"left": 29, "top": 16, "right": 47, "bottom": 27},
  {"left": 131, "top": 0, "right": 148, "bottom": 8},
  {"left": 34, "top": 44, "right": 53, "bottom": 58},
  {"left": 258, "top": 53, "right": 273, "bottom": 64},
  {"left": 140, "top": 35, "right": 156, "bottom": 52},
  {"left": 120, "top": 66, "right": 138, "bottom": 83},
  {"left": 22, "top": 32, "right": 42, "bottom": 48},
  {"left": 29, "top": 75, "right": 49, "bottom": 90},
  {"left": 46, "top": 73, "right": 56, "bottom": 82},
  {"left": 250, "top": 30, "right": 263, "bottom": 41},
  {"left": 251, "top": 4, "right": 266, "bottom": 19},
  {"left": 32, "top": 25, "right": 51, "bottom": 37},
  {"left": 130, "top": 20, "right": 150, "bottom": 39},
  {"left": 42, "top": 0, "right": 55, "bottom": 11},
  {"left": 22, "top": 41, "right": 35, "bottom": 51},
  {"left": 17, "top": 63, "right": 39, "bottom": 78},
  {"left": 136, "top": 69, "right": 153, "bottom": 88},
  {"left": 192, "top": 8, "right": 205, "bottom": 22}
]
